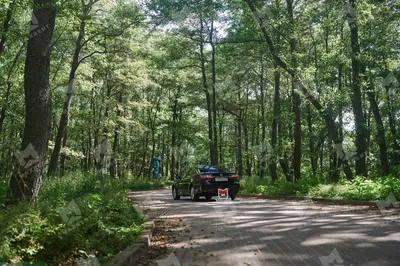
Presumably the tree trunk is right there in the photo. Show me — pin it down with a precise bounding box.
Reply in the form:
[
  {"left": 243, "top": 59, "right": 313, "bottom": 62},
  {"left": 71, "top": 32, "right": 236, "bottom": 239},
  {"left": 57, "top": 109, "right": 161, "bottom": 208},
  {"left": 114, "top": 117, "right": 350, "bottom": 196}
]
[
  {"left": 219, "top": 113, "right": 224, "bottom": 164},
  {"left": 309, "top": 25, "right": 318, "bottom": 175},
  {"left": 48, "top": 4, "right": 89, "bottom": 175},
  {"left": 286, "top": 0, "right": 301, "bottom": 181},
  {"left": 237, "top": 114, "right": 243, "bottom": 177},
  {"left": 259, "top": 56, "right": 266, "bottom": 178},
  {"left": 270, "top": 68, "right": 280, "bottom": 181},
  {"left": 170, "top": 87, "right": 180, "bottom": 180},
  {"left": 210, "top": 19, "right": 219, "bottom": 165},
  {"left": 366, "top": 77, "right": 390, "bottom": 175},
  {"left": 307, "top": 104, "right": 317, "bottom": 175},
  {"left": 255, "top": 105, "right": 260, "bottom": 172},
  {"left": 138, "top": 110, "right": 150, "bottom": 179},
  {"left": 251, "top": 106, "right": 257, "bottom": 174},
  {"left": 347, "top": 0, "right": 367, "bottom": 176},
  {"left": 59, "top": 127, "right": 68, "bottom": 176},
  {"left": 161, "top": 132, "right": 166, "bottom": 177},
  {"left": 338, "top": 63, "right": 344, "bottom": 168},
  {"left": 6, "top": 0, "right": 56, "bottom": 204},
  {"left": 200, "top": 15, "right": 216, "bottom": 165},
  {"left": 386, "top": 82, "right": 400, "bottom": 165},
  {"left": 337, "top": 25, "right": 345, "bottom": 168},
  {"left": 243, "top": 91, "right": 252, "bottom": 177}
]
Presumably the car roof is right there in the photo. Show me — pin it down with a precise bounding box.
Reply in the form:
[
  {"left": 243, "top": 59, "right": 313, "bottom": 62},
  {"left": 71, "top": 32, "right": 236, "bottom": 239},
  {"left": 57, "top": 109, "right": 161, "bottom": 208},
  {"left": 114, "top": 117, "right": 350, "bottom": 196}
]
[{"left": 198, "top": 165, "right": 231, "bottom": 173}]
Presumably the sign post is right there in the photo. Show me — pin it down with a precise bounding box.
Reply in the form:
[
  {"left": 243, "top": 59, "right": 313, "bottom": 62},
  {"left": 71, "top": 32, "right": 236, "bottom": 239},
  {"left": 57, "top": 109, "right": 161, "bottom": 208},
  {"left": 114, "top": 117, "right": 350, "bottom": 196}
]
[{"left": 151, "top": 156, "right": 162, "bottom": 178}]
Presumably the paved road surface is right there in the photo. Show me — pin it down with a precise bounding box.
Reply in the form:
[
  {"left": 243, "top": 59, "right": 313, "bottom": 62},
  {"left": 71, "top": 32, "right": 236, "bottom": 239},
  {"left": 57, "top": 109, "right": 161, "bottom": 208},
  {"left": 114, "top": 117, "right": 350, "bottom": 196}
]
[{"left": 131, "top": 190, "right": 400, "bottom": 266}]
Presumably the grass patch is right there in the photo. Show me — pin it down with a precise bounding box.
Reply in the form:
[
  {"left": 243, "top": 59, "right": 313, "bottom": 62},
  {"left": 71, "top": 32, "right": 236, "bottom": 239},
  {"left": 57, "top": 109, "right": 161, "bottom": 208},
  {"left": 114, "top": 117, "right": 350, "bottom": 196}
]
[
  {"left": 0, "top": 172, "right": 145, "bottom": 265},
  {"left": 240, "top": 174, "right": 400, "bottom": 201}
]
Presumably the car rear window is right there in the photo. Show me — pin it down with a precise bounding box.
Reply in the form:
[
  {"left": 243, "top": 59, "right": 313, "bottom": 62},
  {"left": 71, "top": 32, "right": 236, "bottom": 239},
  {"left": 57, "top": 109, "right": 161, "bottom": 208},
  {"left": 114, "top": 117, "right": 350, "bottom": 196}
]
[{"left": 198, "top": 165, "right": 231, "bottom": 173}]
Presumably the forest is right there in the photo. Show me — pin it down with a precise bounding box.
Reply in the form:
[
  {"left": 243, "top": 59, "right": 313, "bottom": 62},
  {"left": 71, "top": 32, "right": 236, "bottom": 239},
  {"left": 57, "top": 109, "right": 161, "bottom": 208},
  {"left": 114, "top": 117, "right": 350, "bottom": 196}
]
[{"left": 0, "top": 0, "right": 399, "bottom": 264}]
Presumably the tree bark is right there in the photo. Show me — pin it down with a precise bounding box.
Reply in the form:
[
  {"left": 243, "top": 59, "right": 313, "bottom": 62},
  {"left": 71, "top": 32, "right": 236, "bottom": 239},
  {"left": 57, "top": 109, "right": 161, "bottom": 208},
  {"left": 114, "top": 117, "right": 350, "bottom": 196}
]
[
  {"left": 243, "top": 90, "right": 252, "bottom": 177},
  {"left": 386, "top": 82, "right": 400, "bottom": 165},
  {"left": 338, "top": 62, "right": 344, "bottom": 168},
  {"left": 199, "top": 15, "right": 216, "bottom": 165},
  {"left": 170, "top": 87, "right": 180, "bottom": 180},
  {"left": 6, "top": 0, "right": 56, "bottom": 204},
  {"left": 307, "top": 104, "right": 317, "bottom": 175},
  {"left": 237, "top": 114, "right": 243, "bottom": 177},
  {"left": 259, "top": 56, "right": 266, "bottom": 179},
  {"left": 309, "top": 25, "right": 318, "bottom": 175},
  {"left": 210, "top": 18, "right": 219, "bottom": 165},
  {"left": 365, "top": 77, "right": 390, "bottom": 175},
  {"left": 347, "top": 0, "right": 367, "bottom": 176},
  {"left": 219, "top": 113, "right": 224, "bottom": 164},
  {"left": 59, "top": 127, "right": 68, "bottom": 176},
  {"left": 286, "top": 0, "right": 301, "bottom": 181},
  {"left": 270, "top": 68, "right": 280, "bottom": 181}
]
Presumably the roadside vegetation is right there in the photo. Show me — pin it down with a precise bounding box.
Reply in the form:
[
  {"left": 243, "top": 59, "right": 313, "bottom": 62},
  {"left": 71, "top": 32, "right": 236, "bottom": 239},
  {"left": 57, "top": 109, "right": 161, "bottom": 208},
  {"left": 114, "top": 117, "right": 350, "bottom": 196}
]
[
  {"left": 0, "top": 173, "right": 145, "bottom": 265},
  {"left": 125, "top": 179, "right": 173, "bottom": 191},
  {"left": 240, "top": 170, "right": 400, "bottom": 201}
]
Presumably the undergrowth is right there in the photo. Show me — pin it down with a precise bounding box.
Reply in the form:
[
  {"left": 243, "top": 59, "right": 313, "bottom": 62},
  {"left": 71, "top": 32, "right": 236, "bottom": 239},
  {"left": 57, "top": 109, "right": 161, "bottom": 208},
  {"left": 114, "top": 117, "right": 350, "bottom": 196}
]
[
  {"left": 240, "top": 174, "right": 400, "bottom": 201},
  {"left": 0, "top": 173, "right": 145, "bottom": 265}
]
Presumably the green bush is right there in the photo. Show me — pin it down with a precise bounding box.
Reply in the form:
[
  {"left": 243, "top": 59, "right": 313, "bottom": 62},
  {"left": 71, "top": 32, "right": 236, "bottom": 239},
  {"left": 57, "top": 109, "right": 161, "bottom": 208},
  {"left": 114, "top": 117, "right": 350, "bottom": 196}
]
[
  {"left": 240, "top": 176, "right": 319, "bottom": 197},
  {"left": 240, "top": 175, "right": 400, "bottom": 201},
  {"left": 343, "top": 175, "right": 400, "bottom": 201},
  {"left": 0, "top": 172, "right": 144, "bottom": 265},
  {"left": 125, "top": 178, "right": 172, "bottom": 191}
]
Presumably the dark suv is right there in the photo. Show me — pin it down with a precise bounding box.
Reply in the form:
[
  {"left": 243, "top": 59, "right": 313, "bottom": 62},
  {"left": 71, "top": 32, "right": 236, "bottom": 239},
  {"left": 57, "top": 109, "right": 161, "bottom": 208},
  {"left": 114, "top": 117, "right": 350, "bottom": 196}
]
[{"left": 172, "top": 165, "right": 240, "bottom": 201}]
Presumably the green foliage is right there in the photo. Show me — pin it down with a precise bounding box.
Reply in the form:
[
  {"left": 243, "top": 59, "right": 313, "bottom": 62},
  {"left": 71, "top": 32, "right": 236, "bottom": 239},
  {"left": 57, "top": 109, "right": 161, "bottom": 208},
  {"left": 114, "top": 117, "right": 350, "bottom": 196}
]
[
  {"left": 125, "top": 178, "right": 173, "bottom": 191},
  {"left": 342, "top": 175, "right": 400, "bottom": 201},
  {"left": 0, "top": 173, "right": 144, "bottom": 265},
  {"left": 241, "top": 176, "right": 319, "bottom": 196},
  {"left": 241, "top": 175, "right": 400, "bottom": 201}
]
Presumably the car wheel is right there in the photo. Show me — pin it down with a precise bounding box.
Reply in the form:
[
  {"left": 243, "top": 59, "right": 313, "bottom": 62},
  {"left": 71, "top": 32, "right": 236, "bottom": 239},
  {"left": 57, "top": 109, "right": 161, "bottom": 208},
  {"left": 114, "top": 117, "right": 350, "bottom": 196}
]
[
  {"left": 172, "top": 186, "right": 180, "bottom": 200},
  {"left": 190, "top": 186, "right": 199, "bottom": 201},
  {"left": 229, "top": 193, "right": 237, "bottom": 201},
  {"left": 205, "top": 195, "right": 212, "bottom": 200}
]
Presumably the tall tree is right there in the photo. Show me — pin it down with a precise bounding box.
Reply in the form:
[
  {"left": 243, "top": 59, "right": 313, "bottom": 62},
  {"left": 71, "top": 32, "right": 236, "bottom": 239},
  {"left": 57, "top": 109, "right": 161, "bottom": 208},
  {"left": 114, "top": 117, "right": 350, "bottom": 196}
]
[
  {"left": 6, "top": 0, "right": 56, "bottom": 204},
  {"left": 199, "top": 14, "right": 218, "bottom": 165},
  {"left": 270, "top": 66, "right": 280, "bottom": 181},
  {"left": 209, "top": 4, "right": 219, "bottom": 165},
  {"left": 286, "top": 0, "right": 301, "bottom": 181},
  {"left": 347, "top": 0, "right": 368, "bottom": 176}
]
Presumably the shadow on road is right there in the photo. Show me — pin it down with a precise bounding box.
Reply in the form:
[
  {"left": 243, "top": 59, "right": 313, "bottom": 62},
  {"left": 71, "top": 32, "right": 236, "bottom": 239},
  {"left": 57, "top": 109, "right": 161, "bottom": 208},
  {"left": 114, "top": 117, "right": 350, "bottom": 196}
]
[{"left": 131, "top": 189, "right": 400, "bottom": 266}]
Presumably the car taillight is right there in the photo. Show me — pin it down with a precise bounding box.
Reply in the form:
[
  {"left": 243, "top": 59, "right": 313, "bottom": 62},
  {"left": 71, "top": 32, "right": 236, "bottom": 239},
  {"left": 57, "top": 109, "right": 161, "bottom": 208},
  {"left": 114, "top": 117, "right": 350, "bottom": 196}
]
[
  {"left": 229, "top": 175, "right": 239, "bottom": 181},
  {"left": 201, "top": 175, "right": 214, "bottom": 181}
]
